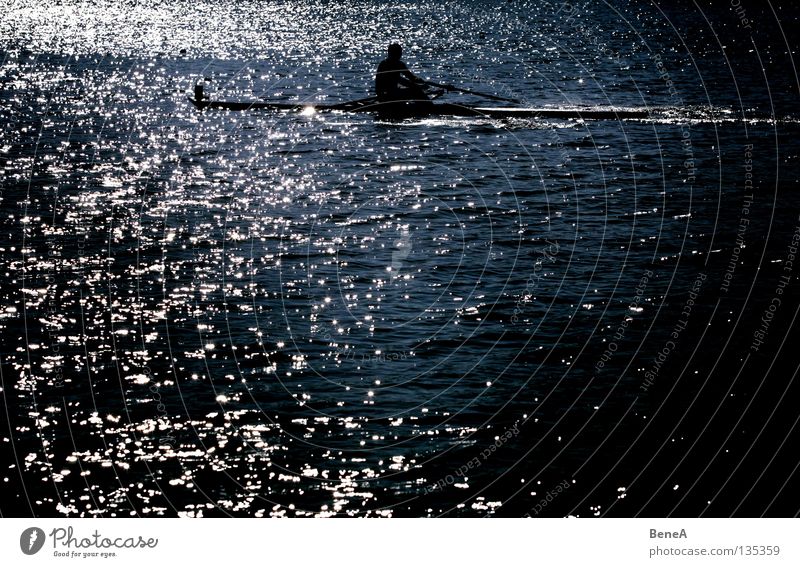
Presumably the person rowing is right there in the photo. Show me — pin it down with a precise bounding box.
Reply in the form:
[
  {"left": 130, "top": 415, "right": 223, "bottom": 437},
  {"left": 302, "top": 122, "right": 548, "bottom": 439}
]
[{"left": 375, "top": 43, "right": 453, "bottom": 105}]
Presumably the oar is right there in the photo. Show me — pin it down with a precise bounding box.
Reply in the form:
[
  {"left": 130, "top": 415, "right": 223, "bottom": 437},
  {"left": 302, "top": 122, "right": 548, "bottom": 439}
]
[{"left": 425, "top": 81, "right": 521, "bottom": 104}]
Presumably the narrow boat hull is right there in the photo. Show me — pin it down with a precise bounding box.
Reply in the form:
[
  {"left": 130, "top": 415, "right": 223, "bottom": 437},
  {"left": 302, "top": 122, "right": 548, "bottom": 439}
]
[{"left": 187, "top": 97, "right": 650, "bottom": 120}]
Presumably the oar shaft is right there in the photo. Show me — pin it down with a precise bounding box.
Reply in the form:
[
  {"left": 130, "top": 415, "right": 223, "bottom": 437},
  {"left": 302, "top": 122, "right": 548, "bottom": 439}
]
[
  {"left": 457, "top": 88, "right": 521, "bottom": 104},
  {"left": 426, "top": 81, "right": 521, "bottom": 104}
]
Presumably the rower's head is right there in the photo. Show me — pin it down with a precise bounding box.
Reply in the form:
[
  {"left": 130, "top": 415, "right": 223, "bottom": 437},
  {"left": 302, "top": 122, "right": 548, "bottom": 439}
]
[{"left": 387, "top": 43, "right": 402, "bottom": 60}]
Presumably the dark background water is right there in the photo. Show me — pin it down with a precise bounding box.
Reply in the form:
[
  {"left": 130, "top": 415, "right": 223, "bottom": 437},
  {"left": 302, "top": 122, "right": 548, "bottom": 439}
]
[{"left": 1, "top": 0, "right": 799, "bottom": 517}]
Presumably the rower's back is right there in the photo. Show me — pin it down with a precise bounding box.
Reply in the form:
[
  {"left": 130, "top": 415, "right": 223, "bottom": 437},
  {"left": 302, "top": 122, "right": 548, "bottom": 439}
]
[{"left": 375, "top": 57, "right": 409, "bottom": 101}]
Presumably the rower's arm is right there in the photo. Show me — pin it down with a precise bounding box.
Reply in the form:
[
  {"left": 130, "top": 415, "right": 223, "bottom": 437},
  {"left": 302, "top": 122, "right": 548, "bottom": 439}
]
[
  {"left": 398, "top": 62, "right": 427, "bottom": 86},
  {"left": 403, "top": 71, "right": 451, "bottom": 90}
]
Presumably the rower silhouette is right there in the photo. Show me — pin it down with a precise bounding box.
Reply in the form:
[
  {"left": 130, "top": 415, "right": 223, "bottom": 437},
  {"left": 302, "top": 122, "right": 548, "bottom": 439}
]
[{"left": 375, "top": 43, "right": 450, "bottom": 105}]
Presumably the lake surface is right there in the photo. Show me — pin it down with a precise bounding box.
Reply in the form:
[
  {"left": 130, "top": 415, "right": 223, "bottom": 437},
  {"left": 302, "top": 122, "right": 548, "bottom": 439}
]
[{"left": 2, "top": 0, "right": 799, "bottom": 517}]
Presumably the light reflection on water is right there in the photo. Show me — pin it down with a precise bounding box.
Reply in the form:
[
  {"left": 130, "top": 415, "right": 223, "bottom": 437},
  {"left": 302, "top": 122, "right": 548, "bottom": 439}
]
[{"left": 2, "top": 0, "right": 798, "bottom": 516}]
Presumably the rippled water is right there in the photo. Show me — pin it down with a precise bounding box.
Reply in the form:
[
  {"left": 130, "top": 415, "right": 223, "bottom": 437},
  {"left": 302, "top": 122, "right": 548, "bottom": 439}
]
[{"left": 2, "top": 0, "right": 799, "bottom": 517}]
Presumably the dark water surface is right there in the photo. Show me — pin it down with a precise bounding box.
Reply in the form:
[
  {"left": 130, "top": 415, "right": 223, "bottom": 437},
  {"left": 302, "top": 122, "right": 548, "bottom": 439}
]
[{"left": 2, "top": 0, "right": 799, "bottom": 517}]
